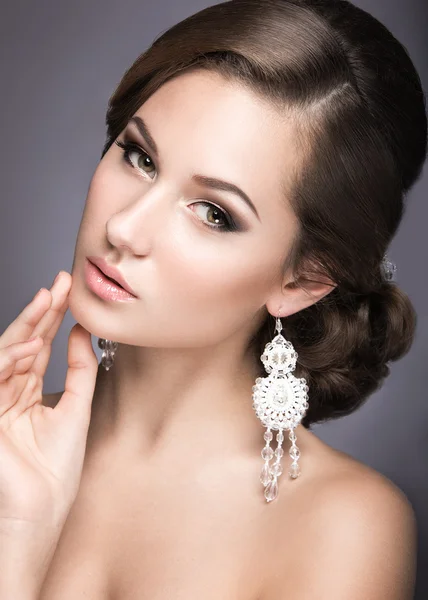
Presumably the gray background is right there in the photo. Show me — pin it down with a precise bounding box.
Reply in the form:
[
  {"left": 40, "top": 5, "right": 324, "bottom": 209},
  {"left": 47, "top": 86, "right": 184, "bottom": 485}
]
[{"left": 1, "top": 0, "right": 427, "bottom": 596}]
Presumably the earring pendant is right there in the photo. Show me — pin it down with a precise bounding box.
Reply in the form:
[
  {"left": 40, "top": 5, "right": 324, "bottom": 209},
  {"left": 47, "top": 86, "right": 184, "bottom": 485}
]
[
  {"left": 98, "top": 338, "right": 118, "bottom": 371},
  {"left": 252, "top": 316, "right": 309, "bottom": 502}
]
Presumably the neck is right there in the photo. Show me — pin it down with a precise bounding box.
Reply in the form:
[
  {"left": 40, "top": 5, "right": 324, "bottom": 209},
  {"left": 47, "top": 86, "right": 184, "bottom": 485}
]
[{"left": 86, "top": 334, "right": 268, "bottom": 467}]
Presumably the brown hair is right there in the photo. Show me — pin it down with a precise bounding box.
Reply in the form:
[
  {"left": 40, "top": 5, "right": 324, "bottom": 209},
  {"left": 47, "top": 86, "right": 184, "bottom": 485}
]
[{"left": 100, "top": 0, "right": 427, "bottom": 429}]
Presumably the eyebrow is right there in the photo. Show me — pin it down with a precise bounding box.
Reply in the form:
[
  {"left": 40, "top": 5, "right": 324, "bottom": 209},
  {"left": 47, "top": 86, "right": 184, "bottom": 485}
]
[{"left": 128, "top": 116, "right": 260, "bottom": 221}]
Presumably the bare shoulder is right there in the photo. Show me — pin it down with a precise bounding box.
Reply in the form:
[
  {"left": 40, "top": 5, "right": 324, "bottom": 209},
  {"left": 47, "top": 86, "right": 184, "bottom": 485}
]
[
  {"left": 42, "top": 391, "right": 63, "bottom": 408},
  {"left": 264, "top": 428, "right": 417, "bottom": 600}
]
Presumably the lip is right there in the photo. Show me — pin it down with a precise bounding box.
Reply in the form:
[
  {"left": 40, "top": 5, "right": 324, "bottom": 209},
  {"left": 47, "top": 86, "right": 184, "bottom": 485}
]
[
  {"left": 84, "top": 260, "right": 137, "bottom": 302},
  {"left": 86, "top": 256, "right": 138, "bottom": 297}
]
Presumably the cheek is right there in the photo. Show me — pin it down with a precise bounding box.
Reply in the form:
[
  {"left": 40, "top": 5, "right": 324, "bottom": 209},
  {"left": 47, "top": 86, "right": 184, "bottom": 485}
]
[
  {"left": 75, "top": 161, "right": 129, "bottom": 250},
  {"left": 76, "top": 167, "right": 107, "bottom": 232},
  {"left": 73, "top": 157, "right": 287, "bottom": 347},
  {"left": 85, "top": 164, "right": 118, "bottom": 216},
  {"left": 151, "top": 232, "right": 280, "bottom": 344}
]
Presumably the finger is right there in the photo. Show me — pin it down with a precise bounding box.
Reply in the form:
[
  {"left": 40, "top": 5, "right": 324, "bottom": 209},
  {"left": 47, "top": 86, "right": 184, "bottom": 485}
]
[
  {"left": 20, "top": 292, "right": 70, "bottom": 378},
  {"left": 12, "top": 274, "right": 71, "bottom": 375},
  {"left": 0, "top": 337, "right": 44, "bottom": 383},
  {"left": 1, "top": 370, "right": 39, "bottom": 423},
  {"left": 54, "top": 324, "right": 98, "bottom": 422},
  {"left": 26, "top": 273, "right": 71, "bottom": 341},
  {"left": 0, "top": 271, "right": 69, "bottom": 349},
  {"left": 0, "top": 288, "right": 52, "bottom": 349}
]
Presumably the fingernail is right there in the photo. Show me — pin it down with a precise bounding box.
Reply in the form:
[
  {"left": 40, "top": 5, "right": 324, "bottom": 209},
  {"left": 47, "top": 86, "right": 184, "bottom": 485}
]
[{"left": 53, "top": 272, "right": 62, "bottom": 285}]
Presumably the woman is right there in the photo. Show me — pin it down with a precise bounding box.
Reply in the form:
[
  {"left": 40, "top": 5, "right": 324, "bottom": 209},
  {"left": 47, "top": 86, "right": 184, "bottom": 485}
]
[{"left": 1, "top": 0, "right": 426, "bottom": 598}]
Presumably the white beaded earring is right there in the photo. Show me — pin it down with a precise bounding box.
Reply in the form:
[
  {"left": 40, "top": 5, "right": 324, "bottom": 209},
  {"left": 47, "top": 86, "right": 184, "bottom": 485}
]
[
  {"left": 99, "top": 316, "right": 308, "bottom": 504},
  {"left": 252, "top": 311, "right": 309, "bottom": 502},
  {"left": 98, "top": 338, "right": 118, "bottom": 371}
]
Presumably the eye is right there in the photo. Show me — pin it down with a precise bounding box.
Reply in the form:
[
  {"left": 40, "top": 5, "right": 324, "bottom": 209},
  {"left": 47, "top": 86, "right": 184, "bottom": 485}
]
[
  {"left": 115, "top": 139, "right": 156, "bottom": 179},
  {"left": 115, "top": 138, "right": 242, "bottom": 233},
  {"left": 188, "top": 201, "right": 240, "bottom": 232}
]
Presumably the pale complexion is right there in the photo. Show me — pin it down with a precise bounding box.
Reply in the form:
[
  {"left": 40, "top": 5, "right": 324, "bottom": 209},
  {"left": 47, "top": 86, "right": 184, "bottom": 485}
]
[
  {"left": 68, "top": 69, "right": 332, "bottom": 465},
  {"left": 41, "top": 69, "right": 417, "bottom": 598}
]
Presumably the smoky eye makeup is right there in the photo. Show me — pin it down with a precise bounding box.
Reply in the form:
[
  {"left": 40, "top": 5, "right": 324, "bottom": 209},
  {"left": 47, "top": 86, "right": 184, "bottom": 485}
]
[
  {"left": 114, "top": 133, "right": 247, "bottom": 233},
  {"left": 115, "top": 138, "right": 156, "bottom": 177}
]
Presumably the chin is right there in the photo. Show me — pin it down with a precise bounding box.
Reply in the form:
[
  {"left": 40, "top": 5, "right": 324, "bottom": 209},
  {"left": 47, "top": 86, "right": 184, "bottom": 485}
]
[{"left": 67, "top": 273, "right": 115, "bottom": 341}]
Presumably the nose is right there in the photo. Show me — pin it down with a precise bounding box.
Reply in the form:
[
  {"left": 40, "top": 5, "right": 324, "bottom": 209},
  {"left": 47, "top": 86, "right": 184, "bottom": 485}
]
[{"left": 106, "top": 187, "right": 170, "bottom": 255}]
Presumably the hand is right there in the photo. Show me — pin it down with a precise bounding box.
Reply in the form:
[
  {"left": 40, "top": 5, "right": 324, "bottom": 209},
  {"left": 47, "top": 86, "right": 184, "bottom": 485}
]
[{"left": 0, "top": 271, "right": 99, "bottom": 531}]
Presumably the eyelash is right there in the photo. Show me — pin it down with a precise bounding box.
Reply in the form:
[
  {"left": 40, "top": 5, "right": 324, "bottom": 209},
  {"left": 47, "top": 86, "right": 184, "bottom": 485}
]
[{"left": 114, "top": 139, "right": 241, "bottom": 233}]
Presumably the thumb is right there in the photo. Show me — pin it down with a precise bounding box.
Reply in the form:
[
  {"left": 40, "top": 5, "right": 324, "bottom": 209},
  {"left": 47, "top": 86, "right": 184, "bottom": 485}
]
[{"left": 56, "top": 323, "right": 99, "bottom": 420}]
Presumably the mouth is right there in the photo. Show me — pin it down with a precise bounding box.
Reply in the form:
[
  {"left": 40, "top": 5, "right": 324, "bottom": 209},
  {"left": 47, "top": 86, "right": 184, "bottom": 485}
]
[
  {"left": 101, "top": 272, "right": 122, "bottom": 288},
  {"left": 84, "top": 259, "right": 138, "bottom": 302},
  {"left": 86, "top": 255, "right": 138, "bottom": 297}
]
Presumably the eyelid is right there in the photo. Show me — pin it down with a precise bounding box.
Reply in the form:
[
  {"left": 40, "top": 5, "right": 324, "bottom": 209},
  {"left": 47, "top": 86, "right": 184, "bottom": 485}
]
[
  {"left": 188, "top": 199, "right": 238, "bottom": 231},
  {"left": 115, "top": 135, "right": 246, "bottom": 232},
  {"left": 115, "top": 138, "right": 157, "bottom": 185},
  {"left": 122, "top": 128, "right": 147, "bottom": 148},
  {"left": 121, "top": 128, "right": 255, "bottom": 224},
  {"left": 119, "top": 135, "right": 156, "bottom": 169}
]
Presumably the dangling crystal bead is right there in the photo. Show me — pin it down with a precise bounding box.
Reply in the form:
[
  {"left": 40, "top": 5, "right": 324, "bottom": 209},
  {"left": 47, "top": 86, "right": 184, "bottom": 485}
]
[
  {"left": 287, "top": 427, "right": 301, "bottom": 479},
  {"left": 261, "top": 446, "right": 274, "bottom": 461},
  {"left": 264, "top": 477, "right": 279, "bottom": 502},
  {"left": 270, "top": 462, "right": 283, "bottom": 477},
  {"left": 106, "top": 340, "right": 118, "bottom": 353},
  {"left": 289, "top": 446, "right": 300, "bottom": 460},
  {"left": 264, "top": 430, "right": 273, "bottom": 442},
  {"left": 260, "top": 463, "right": 272, "bottom": 486},
  {"left": 98, "top": 338, "right": 119, "bottom": 371},
  {"left": 274, "top": 447, "right": 284, "bottom": 458},
  {"left": 101, "top": 354, "right": 114, "bottom": 371},
  {"left": 289, "top": 463, "right": 300, "bottom": 479}
]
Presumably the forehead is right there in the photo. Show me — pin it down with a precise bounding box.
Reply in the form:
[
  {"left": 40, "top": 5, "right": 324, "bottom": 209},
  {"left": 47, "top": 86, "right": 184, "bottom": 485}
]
[{"left": 132, "top": 69, "right": 299, "bottom": 222}]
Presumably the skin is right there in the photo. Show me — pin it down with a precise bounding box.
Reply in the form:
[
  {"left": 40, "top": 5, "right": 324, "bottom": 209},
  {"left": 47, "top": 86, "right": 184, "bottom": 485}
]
[
  {"left": 38, "top": 70, "right": 417, "bottom": 599},
  {"left": 68, "top": 68, "right": 332, "bottom": 461}
]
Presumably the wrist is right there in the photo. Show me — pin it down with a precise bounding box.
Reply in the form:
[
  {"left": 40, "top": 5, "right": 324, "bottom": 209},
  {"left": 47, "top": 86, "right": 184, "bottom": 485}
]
[
  {"left": 0, "top": 573, "right": 40, "bottom": 600},
  {"left": 0, "top": 521, "right": 63, "bottom": 598}
]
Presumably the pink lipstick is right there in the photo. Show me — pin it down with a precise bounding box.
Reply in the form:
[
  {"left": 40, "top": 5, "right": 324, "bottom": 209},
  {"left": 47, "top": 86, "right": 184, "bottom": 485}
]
[{"left": 84, "top": 258, "right": 137, "bottom": 302}]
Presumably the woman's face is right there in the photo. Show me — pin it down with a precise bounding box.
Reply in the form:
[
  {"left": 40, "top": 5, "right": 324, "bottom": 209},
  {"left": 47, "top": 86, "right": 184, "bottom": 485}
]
[{"left": 69, "top": 69, "right": 301, "bottom": 348}]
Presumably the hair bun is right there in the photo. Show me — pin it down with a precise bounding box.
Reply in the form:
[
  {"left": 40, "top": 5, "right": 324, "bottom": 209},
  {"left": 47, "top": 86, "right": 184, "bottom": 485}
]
[
  {"left": 366, "top": 282, "right": 416, "bottom": 364},
  {"left": 101, "top": 0, "right": 425, "bottom": 429}
]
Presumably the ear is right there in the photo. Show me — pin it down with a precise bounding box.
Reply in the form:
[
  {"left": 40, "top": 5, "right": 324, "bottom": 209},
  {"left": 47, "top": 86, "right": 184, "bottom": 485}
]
[{"left": 265, "top": 271, "right": 336, "bottom": 318}]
